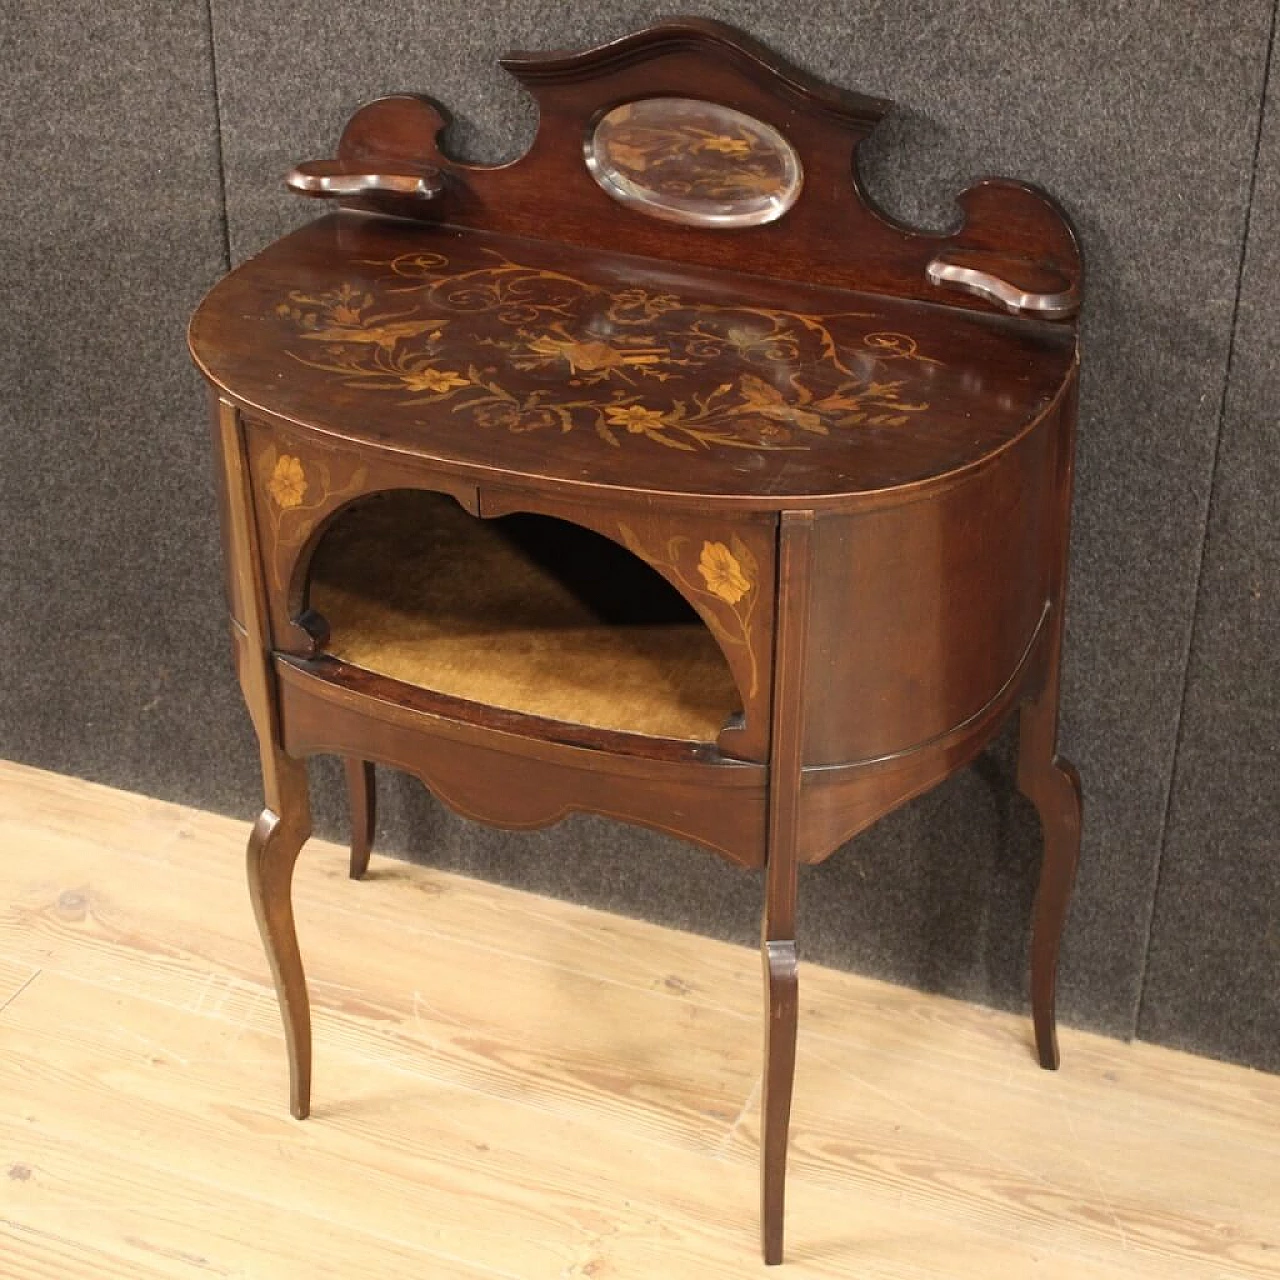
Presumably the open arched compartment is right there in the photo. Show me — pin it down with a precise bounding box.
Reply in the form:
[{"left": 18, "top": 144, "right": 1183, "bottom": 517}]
[{"left": 301, "top": 488, "right": 747, "bottom": 745}]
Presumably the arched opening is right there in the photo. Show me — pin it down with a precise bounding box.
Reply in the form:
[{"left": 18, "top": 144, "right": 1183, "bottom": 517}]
[{"left": 306, "top": 489, "right": 743, "bottom": 741}]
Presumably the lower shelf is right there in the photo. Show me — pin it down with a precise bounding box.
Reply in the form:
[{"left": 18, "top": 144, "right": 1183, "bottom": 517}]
[
  {"left": 308, "top": 490, "right": 741, "bottom": 742},
  {"left": 273, "top": 654, "right": 768, "bottom": 867}
]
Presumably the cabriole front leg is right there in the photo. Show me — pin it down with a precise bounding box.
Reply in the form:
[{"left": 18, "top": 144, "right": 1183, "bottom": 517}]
[
  {"left": 760, "top": 926, "right": 798, "bottom": 1264},
  {"left": 213, "top": 396, "right": 319, "bottom": 1118},
  {"left": 759, "top": 509, "right": 812, "bottom": 1264},
  {"left": 246, "top": 752, "right": 314, "bottom": 1117}
]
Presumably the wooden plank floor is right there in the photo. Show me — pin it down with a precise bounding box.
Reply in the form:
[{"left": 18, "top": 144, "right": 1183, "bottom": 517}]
[{"left": 0, "top": 760, "right": 1276, "bottom": 1278}]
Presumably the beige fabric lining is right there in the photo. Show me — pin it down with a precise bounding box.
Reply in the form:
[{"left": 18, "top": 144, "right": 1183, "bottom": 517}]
[{"left": 309, "top": 491, "right": 740, "bottom": 741}]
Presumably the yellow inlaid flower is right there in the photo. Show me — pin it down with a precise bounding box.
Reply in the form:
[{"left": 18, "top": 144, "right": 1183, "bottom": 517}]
[
  {"left": 700, "top": 135, "right": 751, "bottom": 156},
  {"left": 267, "top": 455, "right": 307, "bottom": 509},
  {"left": 698, "top": 541, "right": 751, "bottom": 604},
  {"left": 605, "top": 404, "right": 668, "bottom": 433},
  {"left": 400, "top": 368, "right": 469, "bottom": 394}
]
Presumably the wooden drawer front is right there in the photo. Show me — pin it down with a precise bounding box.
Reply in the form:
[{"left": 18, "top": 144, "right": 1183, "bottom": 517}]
[{"left": 277, "top": 656, "right": 769, "bottom": 868}]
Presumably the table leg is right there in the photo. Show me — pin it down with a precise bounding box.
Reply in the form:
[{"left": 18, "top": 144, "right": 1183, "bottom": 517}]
[
  {"left": 345, "top": 758, "right": 377, "bottom": 880},
  {"left": 761, "top": 911, "right": 798, "bottom": 1264},
  {"left": 760, "top": 509, "right": 811, "bottom": 1264},
  {"left": 213, "top": 397, "right": 319, "bottom": 1118},
  {"left": 1017, "top": 680, "right": 1082, "bottom": 1071},
  {"left": 246, "top": 753, "right": 314, "bottom": 1118},
  {"left": 1017, "top": 380, "right": 1082, "bottom": 1071}
]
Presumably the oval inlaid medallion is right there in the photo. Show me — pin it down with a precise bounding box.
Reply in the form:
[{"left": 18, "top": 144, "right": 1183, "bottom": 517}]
[{"left": 585, "top": 98, "right": 803, "bottom": 228}]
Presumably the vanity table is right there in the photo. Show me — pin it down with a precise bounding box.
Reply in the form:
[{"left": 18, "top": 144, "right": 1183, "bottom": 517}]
[{"left": 188, "top": 19, "right": 1083, "bottom": 1264}]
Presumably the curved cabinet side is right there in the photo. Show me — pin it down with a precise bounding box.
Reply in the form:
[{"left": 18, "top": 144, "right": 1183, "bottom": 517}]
[
  {"left": 801, "top": 410, "right": 1060, "bottom": 767},
  {"left": 796, "top": 601, "right": 1050, "bottom": 864}
]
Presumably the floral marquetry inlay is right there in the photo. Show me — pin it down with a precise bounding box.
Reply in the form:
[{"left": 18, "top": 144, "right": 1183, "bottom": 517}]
[
  {"left": 618, "top": 525, "right": 762, "bottom": 698},
  {"left": 698, "top": 541, "right": 752, "bottom": 605},
  {"left": 255, "top": 443, "right": 369, "bottom": 591},
  {"left": 274, "top": 249, "right": 938, "bottom": 459},
  {"left": 267, "top": 455, "right": 308, "bottom": 509}
]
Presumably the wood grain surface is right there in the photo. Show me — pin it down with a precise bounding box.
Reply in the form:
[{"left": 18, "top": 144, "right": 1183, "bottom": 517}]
[
  {"left": 189, "top": 213, "right": 1076, "bottom": 507},
  {"left": 0, "top": 759, "right": 1275, "bottom": 1279}
]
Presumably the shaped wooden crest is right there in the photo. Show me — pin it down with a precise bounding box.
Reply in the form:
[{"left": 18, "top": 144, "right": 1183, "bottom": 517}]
[{"left": 288, "top": 18, "right": 1080, "bottom": 319}]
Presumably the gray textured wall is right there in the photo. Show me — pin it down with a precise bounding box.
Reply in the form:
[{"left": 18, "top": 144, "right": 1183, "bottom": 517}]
[{"left": 2, "top": 1, "right": 1276, "bottom": 1071}]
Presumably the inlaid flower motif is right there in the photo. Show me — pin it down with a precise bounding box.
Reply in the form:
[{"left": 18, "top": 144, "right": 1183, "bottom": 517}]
[
  {"left": 735, "top": 417, "right": 793, "bottom": 446},
  {"left": 738, "top": 374, "right": 826, "bottom": 434},
  {"left": 697, "top": 541, "right": 752, "bottom": 604},
  {"left": 278, "top": 249, "right": 936, "bottom": 456},
  {"left": 473, "top": 402, "right": 521, "bottom": 430},
  {"left": 699, "top": 135, "right": 752, "bottom": 156},
  {"left": 611, "top": 288, "right": 682, "bottom": 321},
  {"left": 299, "top": 318, "right": 444, "bottom": 349},
  {"left": 508, "top": 408, "right": 561, "bottom": 434},
  {"left": 267, "top": 455, "right": 307, "bottom": 509},
  {"left": 718, "top": 168, "right": 785, "bottom": 197},
  {"left": 525, "top": 334, "right": 663, "bottom": 376},
  {"left": 605, "top": 404, "right": 668, "bottom": 434},
  {"left": 618, "top": 524, "right": 761, "bottom": 700},
  {"left": 400, "top": 368, "right": 469, "bottom": 394},
  {"left": 329, "top": 302, "right": 364, "bottom": 326},
  {"left": 473, "top": 402, "right": 560, "bottom": 434}
]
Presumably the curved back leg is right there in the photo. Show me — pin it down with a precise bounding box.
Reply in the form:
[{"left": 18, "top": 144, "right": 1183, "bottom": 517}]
[
  {"left": 761, "top": 931, "right": 799, "bottom": 1264},
  {"left": 1017, "top": 381, "right": 1083, "bottom": 1071},
  {"left": 345, "top": 758, "right": 377, "bottom": 879},
  {"left": 1018, "top": 682, "right": 1082, "bottom": 1071}
]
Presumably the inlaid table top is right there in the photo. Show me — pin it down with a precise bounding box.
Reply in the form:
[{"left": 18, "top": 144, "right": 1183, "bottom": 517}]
[{"left": 189, "top": 212, "right": 1075, "bottom": 506}]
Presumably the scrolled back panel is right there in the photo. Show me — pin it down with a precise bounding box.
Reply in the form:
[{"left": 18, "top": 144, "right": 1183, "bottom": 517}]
[{"left": 296, "top": 18, "right": 1081, "bottom": 314}]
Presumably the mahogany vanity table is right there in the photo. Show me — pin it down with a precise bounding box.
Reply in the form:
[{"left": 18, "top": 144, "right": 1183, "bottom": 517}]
[{"left": 188, "top": 19, "right": 1083, "bottom": 1265}]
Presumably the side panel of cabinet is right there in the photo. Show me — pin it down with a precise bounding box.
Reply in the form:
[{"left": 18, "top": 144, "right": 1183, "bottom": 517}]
[
  {"left": 802, "top": 414, "right": 1058, "bottom": 766},
  {"left": 240, "top": 413, "right": 481, "bottom": 654},
  {"left": 208, "top": 397, "right": 249, "bottom": 631}
]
